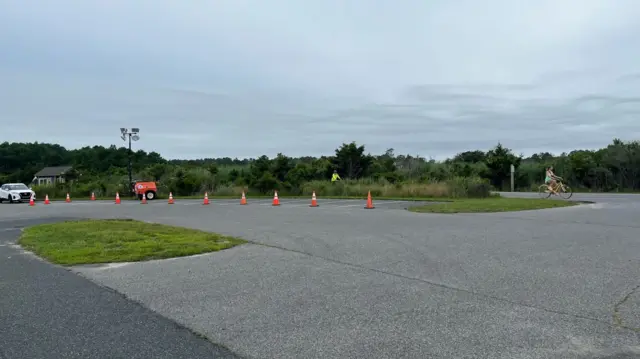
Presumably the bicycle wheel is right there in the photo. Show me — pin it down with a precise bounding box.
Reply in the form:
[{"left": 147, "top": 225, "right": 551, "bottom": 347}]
[
  {"left": 559, "top": 185, "right": 573, "bottom": 200},
  {"left": 538, "top": 184, "right": 552, "bottom": 199}
]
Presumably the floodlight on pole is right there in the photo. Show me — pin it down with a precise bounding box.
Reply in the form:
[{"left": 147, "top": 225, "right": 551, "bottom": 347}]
[{"left": 118, "top": 127, "right": 141, "bottom": 198}]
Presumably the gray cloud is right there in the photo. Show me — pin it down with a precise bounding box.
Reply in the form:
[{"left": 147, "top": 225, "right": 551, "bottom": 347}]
[{"left": 1, "top": 1, "right": 640, "bottom": 159}]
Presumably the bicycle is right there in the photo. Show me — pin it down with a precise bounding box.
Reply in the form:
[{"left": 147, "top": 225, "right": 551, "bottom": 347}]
[{"left": 538, "top": 177, "right": 573, "bottom": 199}]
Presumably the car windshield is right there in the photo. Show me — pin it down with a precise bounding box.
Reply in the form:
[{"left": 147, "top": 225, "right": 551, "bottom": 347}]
[{"left": 7, "top": 184, "right": 28, "bottom": 190}]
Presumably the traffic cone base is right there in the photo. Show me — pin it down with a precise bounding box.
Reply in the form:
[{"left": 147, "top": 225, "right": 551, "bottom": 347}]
[{"left": 22, "top": 189, "right": 377, "bottom": 209}]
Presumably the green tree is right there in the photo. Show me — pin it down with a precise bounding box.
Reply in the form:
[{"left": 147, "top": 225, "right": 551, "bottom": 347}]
[
  {"left": 484, "top": 143, "right": 522, "bottom": 189},
  {"left": 146, "top": 164, "right": 169, "bottom": 181},
  {"left": 271, "top": 153, "right": 293, "bottom": 182},
  {"left": 228, "top": 168, "right": 240, "bottom": 183},
  {"left": 310, "top": 158, "right": 333, "bottom": 180},
  {"left": 6, "top": 137, "right": 640, "bottom": 194},
  {"left": 452, "top": 150, "right": 486, "bottom": 163},
  {"left": 207, "top": 164, "right": 219, "bottom": 177},
  {"left": 285, "top": 163, "right": 314, "bottom": 188},
  {"left": 253, "top": 172, "right": 277, "bottom": 194},
  {"left": 332, "top": 142, "right": 373, "bottom": 179},
  {"left": 371, "top": 148, "right": 400, "bottom": 183}
]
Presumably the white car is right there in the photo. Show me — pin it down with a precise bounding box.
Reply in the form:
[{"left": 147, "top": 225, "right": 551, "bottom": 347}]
[{"left": 0, "top": 183, "right": 36, "bottom": 203}]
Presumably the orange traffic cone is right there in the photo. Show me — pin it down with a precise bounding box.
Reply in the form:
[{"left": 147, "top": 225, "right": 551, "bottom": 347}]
[
  {"left": 44, "top": 194, "right": 50, "bottom": 205},
  {"left": 203, "top": 192, "right": 210, "bottom": 205},
  {"left": 240, "top": 191, "right": 247, "bottom": 205},
  {"left": 29, "top": 194, "right": 35, "bottom": 206},
  {"left": 141, "top": 193, "right": 147, "bottom": 204},
  {"left": 65, "top": 193, "right": 71, "bottom": 203},
  {"left": 115, "top": 192, "right": 121, "bottom": 204},
  {"left": 272, "top": 191, "right": 280, "bottom": 206},
  {"left": 364, "top": 191, "right": 375, "bottom": 209},
  {"left": 168, "top": 192, "right": 174, "bottom": 204},
  {"left": 309, "top": 191, "right": 318, "bottom": 207},
  {"left": 91, "top": 192, "right": 96, "bottom": 201}
]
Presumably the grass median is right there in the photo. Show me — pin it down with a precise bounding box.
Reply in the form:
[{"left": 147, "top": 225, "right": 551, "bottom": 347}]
[
  {"left": 408, "top": 197, "right": 579, "bottom": 214},
  {"left": 18, "top": 219, "right": 246, "bottom": 266}
]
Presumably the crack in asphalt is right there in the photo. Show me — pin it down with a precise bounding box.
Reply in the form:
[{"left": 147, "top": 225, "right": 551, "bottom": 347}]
[
  {"left": 613, "top": 284, "right": 640, "bottom": 332},
  {"left": 252, "top": 241, "right": 636, "bottom": 333}
]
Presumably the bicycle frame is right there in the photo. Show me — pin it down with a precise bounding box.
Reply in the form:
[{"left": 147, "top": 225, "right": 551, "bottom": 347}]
[
  {"left": 550, "top": 180, "right": 566, "bottom": 193},
  {"left": 539, "top": 178, "right": 572, "bottom": 199}
]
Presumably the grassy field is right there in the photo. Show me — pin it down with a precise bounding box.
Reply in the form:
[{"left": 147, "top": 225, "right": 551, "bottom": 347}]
[
  {"left": 18, "top": 219, "right": 246, "bottom": 266},
  {"left": 408, "top": 197, "right": 580, "bottom": 214}
]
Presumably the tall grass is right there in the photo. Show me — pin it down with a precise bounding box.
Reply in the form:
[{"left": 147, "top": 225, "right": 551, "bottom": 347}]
[
  {"left": 301, "top": 177, "right": 490, "bottom": 198},
  {"left": 32, "top": 176, "right": 491, "bottom": 199}
]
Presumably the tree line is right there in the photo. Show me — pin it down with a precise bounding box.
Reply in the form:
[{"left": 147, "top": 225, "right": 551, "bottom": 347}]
[{"left": 0, "top": 138, "right": 638, "bottom": 198}]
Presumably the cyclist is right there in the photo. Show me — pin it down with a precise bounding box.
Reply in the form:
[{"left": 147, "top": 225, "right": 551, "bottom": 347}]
[
  {"left": 331, "top": 170, "right": 341, "bottom": 183},
  {"left": 545, "top": 166, "right": 559, "bottom": 195}
]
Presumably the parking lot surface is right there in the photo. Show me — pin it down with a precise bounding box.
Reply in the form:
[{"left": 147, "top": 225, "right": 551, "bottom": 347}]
[
  {"left": 1, "top": 194, "right": 640, "bottom": 358},
  {"left": 0, "top": 218, "right": 240, "bottom": 359}
]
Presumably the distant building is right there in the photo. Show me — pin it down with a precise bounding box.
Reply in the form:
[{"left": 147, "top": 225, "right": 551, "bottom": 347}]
[{"left": 33, "top": 166, "right": 74, "bottom": 185}]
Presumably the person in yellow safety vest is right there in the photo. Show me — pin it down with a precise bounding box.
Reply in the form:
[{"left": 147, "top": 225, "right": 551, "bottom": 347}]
[{"left": 331, "top": 170, "right": 341, "bottom": 183}]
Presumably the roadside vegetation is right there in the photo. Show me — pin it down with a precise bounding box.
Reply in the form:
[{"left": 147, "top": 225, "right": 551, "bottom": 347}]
[
  {"left": 2, "top": 138, "right": 638, "bottom": 202},
  {"left": 18, "top": 219, "right": 246, "bottom": 266}
]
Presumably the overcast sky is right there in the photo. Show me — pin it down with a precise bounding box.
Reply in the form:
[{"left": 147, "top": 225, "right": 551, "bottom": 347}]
[{"left": 2, "top": 1, "right": 640, "bottom": 160}]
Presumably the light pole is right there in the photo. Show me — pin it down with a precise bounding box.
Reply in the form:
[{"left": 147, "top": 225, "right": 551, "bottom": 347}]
[{"left": 120, "top": 127, "right": 140, "bottom": 197}]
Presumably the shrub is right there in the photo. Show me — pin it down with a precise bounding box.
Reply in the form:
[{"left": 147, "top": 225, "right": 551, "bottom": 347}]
[
  {"left": 446, "top": 176, "right": 492, "bottom": 198},
  {"left": 299, "top": 177, "right": 488, "bottom": 198},
  {"left": 32, "top": 182, "right": 129, "bottom": 199},
  {"left": 31, "top": 176, "right": 491, "bottom": 199}
]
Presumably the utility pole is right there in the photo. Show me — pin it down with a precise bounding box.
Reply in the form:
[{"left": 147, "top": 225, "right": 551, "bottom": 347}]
[
  {"left": 510, "top": 164, "right": 515, "bottom": 192},
  {"left": 120, "top": 128, "right": 140, "bottom": 197}
]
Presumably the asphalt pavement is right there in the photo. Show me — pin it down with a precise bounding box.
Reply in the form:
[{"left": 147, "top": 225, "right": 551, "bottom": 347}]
[
  {"left": 1, "top": 195, "right": 640, "bottom": 358},
  {"left": 0, "top": 218, "right": 241, "bottom": 359}
]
